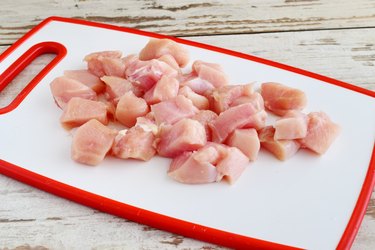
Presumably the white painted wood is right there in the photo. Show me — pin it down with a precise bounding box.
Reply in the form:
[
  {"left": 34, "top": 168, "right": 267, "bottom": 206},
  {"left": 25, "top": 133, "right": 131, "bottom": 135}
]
[
  {"left": 1, "top": 0, "right": 375, "bottom": 45},
  {"left": 0, "top": 3, "right": 374, "bottom": 249}
]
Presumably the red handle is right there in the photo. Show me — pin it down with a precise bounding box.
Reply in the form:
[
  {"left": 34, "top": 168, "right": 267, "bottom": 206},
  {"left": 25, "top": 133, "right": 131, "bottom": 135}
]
[{"left": 0, "top": 41, "right": 67, "bottom": 114}]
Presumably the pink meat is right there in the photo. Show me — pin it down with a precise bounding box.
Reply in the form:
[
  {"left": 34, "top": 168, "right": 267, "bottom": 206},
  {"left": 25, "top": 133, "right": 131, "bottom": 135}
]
[
  {"left": 112, "top": 126, "right": 156, "bottom": 161},
  {"left": 180, "top": 75, "right": 215, "bottom": 95},
  {"left": 157, "top": 118, "right": 206, "bottom": 158},
  {"left": 151, "top": 95, "right": 199, "bottom": 125},
  {"left": 50, "top": 76, "right": 97, "bottom": 109},
  {"left": 100, "top": 57, "right": 126, "bottom": 78},
  {"left": 122, "top": 54, "right": 138, "bottom": 71},
  {"left": 192, "top": 60, "right": 229, "bottom": 88},
  {"left": 60, "top": 97, "right": 108, "bottom": 129},
  {"left": 125, "top": 58, "right": 178, "bottom": 91},
  {"left": 84, "top": 50, "right": 122, "bottom": 77},
  {"left": 178, "top": 86, "right": 209, "bottom": 110},
  {"left": 71, "top": 119, "right": 117, "bottom": 166},
  {"left": 210, "top": 103, "right": 263, "bottom": 143},
  {"left": 258, "top": 126, "right": 300, "bottom": 161},
  {"left": 191, "top": 110, "right": 218, "bottom": 141},
  {"left": 157, "top": 54, "right": 180, "bottom": 70},
  {"left": 211, "top": 84, "right": 254, "bottom": 113},
  {"left": 274, "top": 110, "right": 308, "bottom": 140},
  {"left": 231, "top": 92, "right": 264, "bottom": 111},
  {"left": 168, "top": 142, "right": 248, "bottom": 184},
  {"left": 139, "top": 38, "right": 190, "bottom": 67},
  {"left": 115, "top": 91, "right": 150, "bottom": 127},
  {"left": 135, "top": 116, "right": 158, "bottom": 135},
  {"left": 143, "top": 76, "right": 179, "bottom": 105},
  {"left": 101, "top": 76, "right": 142, "bottom": 104},
  {"left": 260, "top": 82, "right": 307, "bottom": 116},
  {"left": 226, "top": 128, "right": 260, "bottom": 161},
  {"left": 298, "top": 112, "right": 340, "bottom": 154},
  {"left": 64, "top": 70, "right": 105, "bottom": 94}
]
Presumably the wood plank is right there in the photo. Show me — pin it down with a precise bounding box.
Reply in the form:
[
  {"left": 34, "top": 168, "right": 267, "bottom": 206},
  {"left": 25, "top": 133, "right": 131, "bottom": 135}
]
[
  {"left": 1, "top": 0, "right": 375, "bottom": 45},
  {"left": 0, "top": 26, "right": 374, "bottom": 248}
]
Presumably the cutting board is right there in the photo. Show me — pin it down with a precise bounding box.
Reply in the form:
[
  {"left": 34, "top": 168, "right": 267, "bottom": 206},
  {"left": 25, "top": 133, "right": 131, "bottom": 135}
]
[{"left": 1, "top": 17, "right": 374, "bottom": 249}]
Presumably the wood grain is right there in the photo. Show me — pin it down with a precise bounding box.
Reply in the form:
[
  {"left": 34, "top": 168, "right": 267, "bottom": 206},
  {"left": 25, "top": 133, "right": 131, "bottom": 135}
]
[
  {"left": 1, "top": 0, "right": 375, "bottom": 45},
  {"left": 0, "top": 23, "right": 374, "bottom": 248}
]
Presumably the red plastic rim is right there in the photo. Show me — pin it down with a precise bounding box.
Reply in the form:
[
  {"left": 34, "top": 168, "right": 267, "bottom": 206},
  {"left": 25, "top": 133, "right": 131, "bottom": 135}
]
[{"left": 0, "top": 16, "right": 374, "bottom": 249}]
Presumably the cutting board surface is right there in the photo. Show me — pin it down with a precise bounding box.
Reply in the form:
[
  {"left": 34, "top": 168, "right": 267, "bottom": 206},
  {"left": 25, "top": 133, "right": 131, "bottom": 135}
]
[{"left": 1, "top": 17, "right": 375, "bottom": 249}]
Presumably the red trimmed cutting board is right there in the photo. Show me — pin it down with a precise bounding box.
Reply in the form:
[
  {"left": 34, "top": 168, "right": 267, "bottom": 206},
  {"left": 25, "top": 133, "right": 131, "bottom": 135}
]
[{"left": 1, "top": 17, "right": 375, "bottom": 249}]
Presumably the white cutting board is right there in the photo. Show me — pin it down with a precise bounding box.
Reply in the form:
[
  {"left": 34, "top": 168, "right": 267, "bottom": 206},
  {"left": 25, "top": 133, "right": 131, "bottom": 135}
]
[{"left": 1, "top": 17, "right": 375, "bottom": 249}]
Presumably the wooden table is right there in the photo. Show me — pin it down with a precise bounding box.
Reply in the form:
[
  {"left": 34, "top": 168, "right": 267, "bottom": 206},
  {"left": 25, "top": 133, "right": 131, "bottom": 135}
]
[{"left": 1, "top": 1, "right": 374, "bottom": 249}]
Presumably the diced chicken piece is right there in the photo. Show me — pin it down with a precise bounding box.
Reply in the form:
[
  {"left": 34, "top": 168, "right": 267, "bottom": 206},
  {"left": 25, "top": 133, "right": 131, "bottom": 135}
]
[
  {"left": 258, "top": 126, "right": 300, "bottom": 161},
  {"left": 100, "top": 57, "right": 126, "bottom": 78},
  {"left": 168, "top": 142, "right": 248, "bottom": 184},
  {"left": 143, "top": 76, "right": 179, "bottom": 104},
  {"left": 50, "top": 76, "right": 97, "bottom": 109},
  {"left": 135, "top": 116, "right": 158, "bottom": 135},
  {"left": 178, "top": 86, "right": 209, "bottom": 110},
  {"left": 151, "top": 95, "right": 199, "bottom": 125},
  {"left": 60, "top": 97, "right": 108, "bottom": 129},
  {"left": 125, "top": 58, "right": 178, "bottom": 91},
  {"left": 260, "top": 82, "right": 307, "bottom": 116},
  {"left": 298, "top": 112, "right": 340, "bottom": 154},
  {"left": 115, "top": 91, "right": 150, "bottom": 127},
  {"left": 180, "top": 75, "right": 215, "bottom": 95},
  {"left": 101, "top": 76, "right": 142, "bottom": 104},
  {"left": 226, "top": 128, "right": 260, "bottom": 161},
  {"left": 231, "top": 92, "right": 264, "bottom": 111},
  {"left": 210, "top": 103, "right": 262, "bottom": 143},
  {"left": 84, "top": 50, "right": 122, "bottom": 77},
  {"left": 157, "top": 54, "right": 180, "bottom": 70},
  {"left": 64, "top": 70, "right": 105, "bottom": 94},
  {"left": 157, "top": 118, "right": 206, "bottom": 158},
  {"left": 112, "top": 126, "right": 156, "bottom": 161},
  {"left": 192, "top": 60, "right": 229, "bottom": 88},
  {"left": 122, "top": 54, "right": 138, "bottom": 70},
  {"left": 191, "top": 110, "right": 218, "bottom": 141},
  {"left": 139, "top": 38, "right": 190, "bottom": 67},
  {"left": 242, "top": 109, "right": 268, "bottom": 130},
  {"left": 211, "top": 84, "right": 254, "bottom": 113},
  {"left": 274, "top": 110, "right": 308, "bottom": 140},
  {"left": 71, "top": 119, "right": 117, "bottom": 166}
]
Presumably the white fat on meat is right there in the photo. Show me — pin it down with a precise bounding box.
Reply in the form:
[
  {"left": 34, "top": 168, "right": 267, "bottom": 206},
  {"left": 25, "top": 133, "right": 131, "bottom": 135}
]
[
  {"left": 298, "top": 112, "right": 340, "bottom": 154},
  {"left": 115, "top": 91, "right": 150, "bottom": 127},
  {"left": 139, "top": 38, "right": 190, "bottom": 67},
  {"left": 50, "top": 76, "right": 97, "bottom": 109},
  {"left": 112, "top": 126, "right": 156, "bottom": 161},
  {"left": 226, "top": 128, "right": 260, "bottom": 161},
  {"left": 71, "top": 119, "right": 117, "bottom": 166},
  {"left": 60, "top": 97, "right": 108, "bottom": 129},
  {"left": 157, "top": 118, "right": 207, "bottom": 158},
  {"left": 151, "top": 95, "right": 199, "bottom": 125},
  {"left": 258, "top": 126, "right": 300, "bottom": 161},
  {"left": 143, "top": 75, "right": 179, "bottom": 105}
]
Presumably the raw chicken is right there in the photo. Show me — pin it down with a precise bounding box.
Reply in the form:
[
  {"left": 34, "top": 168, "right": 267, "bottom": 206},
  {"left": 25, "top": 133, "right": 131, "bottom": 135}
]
[
  {"left": 192, "top": 60, "right": 229, "bottom": 88},
  {"left": 125, "top": 58, "right": 178, "bottom": 91},
  {"left": 112, "top": 126, "right": 156, "bottom": 161},
  {"left": 274, "top": 110, "right": 308, "bottom": 140},
  {"left": 151, "top": 95, "right": 199, "bottom": 125},
  {"left": 115, "top": 91, "right": 150, "bottom": 127},
  {"left": 64, "top": 70, "right": 105, "bottom": 94},
  {"left": 143, "top": 76, "right": 179, "bottom": 105},
  {"left": 157, "top": 54, "right": 180, "bottom": 70},
  {"left": 71, "top": 119, "right": 117, "bottom": 166},
  {"left": 101, "top": 76, "right": 142, "bottom": 104},
  {"left": 139, "top": 38, "right": 190, "bottom": 67},
  {"left": 60, "top": 97, "right": 108, "bottom": 129},
  {"left": 50, "top": 76, "right": 97, "bottom": 109},
  {"left": 168, "top": 143, "right": 248, "bottom": 184},
  {"left": 260, "top": 82, "right": 307, "bottom": 116},
  {"left": 191, "top": 110, "right": 218, "bottom": 141},
  {"left": 84, "top": 50, "right": 122, "bottom": 77},
  {"left": 100, "top": 57, "right": 126, "bottom": 78},
  {"left": 258, "top": 126, "right": 300, "bottom": 161},
  {"left": 211, "top": 84, "right": 254, "bottom": 113},
  {"left": 226, "top": 128, "right": 260, "bottom": 161},
  {"left": 135, "top": 116, "right": 158, "bottom": 136},
  {"left": 157, "top": 118, "right": 207, "bottom": 157},
  {"left": 178, "top": 86, "right": 210, "bottom": 110},
  {"left": 180, "top": 74, "right": 215, "bottom": 95},
  {"left": 210, "top": 103, "right": 265, "bottom": 143},
  {"left": 299, "top": 112, "right": 340, "bottom": 154}
]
